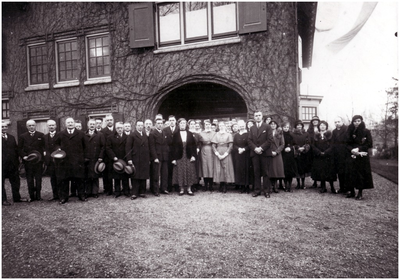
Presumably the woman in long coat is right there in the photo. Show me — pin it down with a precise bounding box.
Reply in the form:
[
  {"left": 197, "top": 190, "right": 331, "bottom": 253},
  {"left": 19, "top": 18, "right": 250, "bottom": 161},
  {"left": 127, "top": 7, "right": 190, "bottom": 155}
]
[
  {"left": 171, "top": 118, "right": 197, "bottom": 195},
  {"left": 268, "top": 120, "right": 285, "bottom": 193},
  {"left": 211, "top": 121, "right": 235, "bottom": 193},
  {"left": 188, "top": 120, "right": 201, "bottom": 191},
  {"left": 311, "top": 121, "right": 337, "bottom": 193},
  {"left": 232, "top": 120, "right": 252, "bottom": 193},
  {"left": 307, "top": 115, "right": 320, "bottom": 188},
  {"left": 281, "top": 122, "right": 298, "bottom": 192},
  {"left": 291, "top": 120, "right": 312, "bottom": 189},
  {"left": 345, "top": 115, "right": 374, "bottom": 200},
  {"left": 198, "top": 120, "right": 216, "bottom": 191}
]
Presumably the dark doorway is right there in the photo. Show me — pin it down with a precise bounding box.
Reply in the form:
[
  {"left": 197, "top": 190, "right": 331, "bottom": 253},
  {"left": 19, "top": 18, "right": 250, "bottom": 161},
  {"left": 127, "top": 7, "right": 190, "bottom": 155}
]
[{"left": 158, "top": 83, "right": 247, "bottom": 120}]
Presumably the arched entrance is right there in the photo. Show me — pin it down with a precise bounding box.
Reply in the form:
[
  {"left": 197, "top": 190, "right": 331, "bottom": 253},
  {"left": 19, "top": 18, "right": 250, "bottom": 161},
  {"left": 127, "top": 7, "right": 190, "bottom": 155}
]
[{"left": 157, "top": 82, "right": 247, "bottom": 121}]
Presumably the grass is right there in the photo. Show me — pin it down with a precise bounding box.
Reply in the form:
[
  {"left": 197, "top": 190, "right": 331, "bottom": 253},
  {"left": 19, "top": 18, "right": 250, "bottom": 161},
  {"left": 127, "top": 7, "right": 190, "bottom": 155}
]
[
  {"left": 2, "top": 174, "right": 398, "bottom": 278},
  {"left": 370, "top": 157, "right": 398, "bottom": 184}
]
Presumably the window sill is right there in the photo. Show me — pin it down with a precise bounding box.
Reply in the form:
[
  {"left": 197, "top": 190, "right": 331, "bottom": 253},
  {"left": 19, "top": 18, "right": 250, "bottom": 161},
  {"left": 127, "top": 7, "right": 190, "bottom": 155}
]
[
  {"left": 84, "top": 77, "right": 112, "bottom": 86},
  {"left": 54, "top": 81, "right": 80, "bottom": 88},
  {"left": 24, "top": 84, "right": 50, "bottom": 91},
  {"left": 153, "top": 37, "right": 241, "bottom": 54}
]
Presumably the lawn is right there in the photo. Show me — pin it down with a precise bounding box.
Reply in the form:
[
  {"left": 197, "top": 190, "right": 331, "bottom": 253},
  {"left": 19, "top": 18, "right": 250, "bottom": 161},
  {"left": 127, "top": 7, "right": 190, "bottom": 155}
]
[{"left": 2, "top": 174, "right": 398, "bottom": 278}]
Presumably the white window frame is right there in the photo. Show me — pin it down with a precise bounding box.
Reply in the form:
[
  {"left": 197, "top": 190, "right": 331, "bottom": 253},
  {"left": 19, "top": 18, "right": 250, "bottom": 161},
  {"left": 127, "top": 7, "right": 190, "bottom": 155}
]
[
  {"left": 25, "top": 42, "right": 50, "bottom": 91},
  {"left": 301, "top": 106, "right": 317, "bottom": 121},
  {"left": 155, "top": 2, "right": 239, "bottom": 51},
  {"left": 2, "top": 98, "right": 10, "bottom": 121},
  {"left": 84, "top": 32, "right": 112, "bottom": 85},
  {"left": 54, "top": 37, "right": 80, "bottom": 88}
]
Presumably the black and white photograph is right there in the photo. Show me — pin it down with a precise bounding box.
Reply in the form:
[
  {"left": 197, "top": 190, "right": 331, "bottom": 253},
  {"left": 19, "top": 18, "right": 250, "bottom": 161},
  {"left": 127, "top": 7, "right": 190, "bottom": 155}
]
[{"left": 1, "top": 1, "right": 398, "bottom": 278}]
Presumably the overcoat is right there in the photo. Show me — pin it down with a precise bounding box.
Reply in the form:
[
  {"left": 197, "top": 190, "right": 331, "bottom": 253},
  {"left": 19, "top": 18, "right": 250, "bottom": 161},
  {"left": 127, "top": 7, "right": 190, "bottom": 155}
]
[
  {"left": 291, "top": 128, "right": 312, "bottom": 176},
  {"left": 18, "top": 131, "right": 45, "bottom": 163},
  {"left": 44, "top": 132, "right": 59, "bottom": 175},
  {"left": 267, "top": 129, "right": 285, "bottom": 178},
  {"left": 54, "top": 129, "right": 87, "bottom": 181},
  {"left": 345, "top": 123, "right": 374, "bottom": 190},
  {"left": 149, "top": 128, "right": 169, "bottom": 162},
  {"left": 331, "top": 125, "right": 348, "bottom": 175},
  {"left": 84, "top": 131, "right": 105, "bottom": 179},
  {"left": 232, "top": 131, "right": 252, "bottom": 185},
  {"left": 247, "top": 123, "right": 273, "bottom": 158},
  {"left": 311, "top": 131, "right": 337, "bottom": 181},
  {"left": 3, "top": 133, "right": 20, "bottom": 174},
  {"left": 126, "top": 130, "right": 150, "bottom": 180},
  {"left": 282, "top": 131, "right": 298, "bottom": 178}
]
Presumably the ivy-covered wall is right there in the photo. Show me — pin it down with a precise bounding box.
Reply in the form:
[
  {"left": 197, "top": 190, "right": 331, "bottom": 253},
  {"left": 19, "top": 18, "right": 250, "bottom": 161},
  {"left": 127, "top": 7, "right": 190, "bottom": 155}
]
[{"left": 2, "top": 2, "right": 299, "bottom": 135}]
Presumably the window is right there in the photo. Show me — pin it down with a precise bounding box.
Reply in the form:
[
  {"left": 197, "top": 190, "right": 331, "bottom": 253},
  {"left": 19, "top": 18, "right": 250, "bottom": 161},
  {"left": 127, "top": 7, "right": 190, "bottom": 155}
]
[
  {"left": 157, "top": 2, "right": 238, "bottom": 47},
  {"left": 2, "top": 99, "right": 9, "bottom": 119},
  {"left": 86, "top": 33, "right": 110, "bottom": 79},
  {"left": 28, "top": 43, "right": 48, "bottom": 85},
  {"left": 302, "top": 106, "right": 317, "bottom": 121},
  {"left": 56, "top": 39, "right": 78, "bottom": 82}
]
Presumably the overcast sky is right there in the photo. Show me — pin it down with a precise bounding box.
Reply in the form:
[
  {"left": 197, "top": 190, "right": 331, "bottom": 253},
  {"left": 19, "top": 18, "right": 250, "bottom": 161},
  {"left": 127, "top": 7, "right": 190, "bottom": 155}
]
[{"left": 301, "top": 1, "right": 398, "bottom": 126}]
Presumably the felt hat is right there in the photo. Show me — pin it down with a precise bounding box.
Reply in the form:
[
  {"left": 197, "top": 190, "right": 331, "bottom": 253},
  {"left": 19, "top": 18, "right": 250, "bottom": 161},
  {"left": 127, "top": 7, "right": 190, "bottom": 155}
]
[
  {"left": 352, "top": 115, "right": 364, "bottom": 122},
  {"left": 294, "top": 120, "right": 304, "bottom": 128},
  {"left": 18, "top": 163, "right": 26, "bottom": 178},
  {"left": 25, "top": 150, "right": 42, "bottom": 163},
  {"left": 310, "top": 116, "right": 320, "bottom": 122},
  {"left": 94, "top": 161, "right": 106, "bottom": 174},
  {"left": 51, "top": 150, "right": 66, "bottom": 159},
  {"left": 113, "top": 159, "right": 127, "bottom": 173},
  {"left": 124, "top": 164, "right": 136, "bottom": 175}
]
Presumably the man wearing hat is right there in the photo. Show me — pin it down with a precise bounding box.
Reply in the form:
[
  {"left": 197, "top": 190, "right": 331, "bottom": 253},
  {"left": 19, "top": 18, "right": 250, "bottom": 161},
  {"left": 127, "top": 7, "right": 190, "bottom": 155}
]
[
  {"left": 101, "top": 114, "right": 115, "bottom": 195},
  {"left": 18, "top": 119, "right": 45, "bottom": 201},
  {"left": 55, "top": 117, "right": 88, "bottom": 204},
  {"left": 163, "top": 115, "right": 177, "bottom": 192},
  {"left": 149, "top": 118, "right": 169, "bottom": 196},
  {"left": 106, "top": 122, "right": 130, "bottom": 198},
  {"left": 126, "top": 120, "right": 150, "bottom": 199},
  {"left": 2, "top": 121, "right": 27, "bottom": 205},
  {"left": 247, "top": 111, "right": 274, "bottom": 198},
  {"left": 44, "top": 120, "right": 60, "bottom": 201},
  {"left": 84, "top": 119, "right": 105, "bottom": 198}
]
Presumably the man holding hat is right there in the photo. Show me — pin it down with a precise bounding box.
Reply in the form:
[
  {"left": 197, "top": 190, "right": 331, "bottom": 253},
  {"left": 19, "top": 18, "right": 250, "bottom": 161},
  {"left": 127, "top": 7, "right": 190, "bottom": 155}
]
[
  {"left": 84, "top": 119, "right": 105, "bottom": 198},
  {"left": 18, "top": 119, "right": 45, "bottom": 201},
  {"left": 126, "top": 120, "right": 150, "bottom": 199},
  {"left": 101, "top": 114, "right": 115, "bottom": 195},
  {"left": 2, "top": 121, "right": 27, "bottom": 205},
  {"left": 44, "top": 120, "right": 60, "bottom": 201},
  {"left": 55, "top": 117, "right": 88, "bottom": 204},
  {"left": 106, "top": 122, "right": 130, "bottom": 198}
]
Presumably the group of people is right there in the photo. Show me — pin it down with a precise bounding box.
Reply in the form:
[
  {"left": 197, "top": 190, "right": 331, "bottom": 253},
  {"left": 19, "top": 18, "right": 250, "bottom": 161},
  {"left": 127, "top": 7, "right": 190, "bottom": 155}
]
[{"left": 2, "top": 111, "right": 374, "bottom": 205}]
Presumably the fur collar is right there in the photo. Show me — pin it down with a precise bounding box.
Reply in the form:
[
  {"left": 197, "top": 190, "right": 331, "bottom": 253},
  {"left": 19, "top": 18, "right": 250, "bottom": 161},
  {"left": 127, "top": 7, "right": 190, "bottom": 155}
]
[{"left": 314, "top": 130, "right": 332, "bottom": 141}]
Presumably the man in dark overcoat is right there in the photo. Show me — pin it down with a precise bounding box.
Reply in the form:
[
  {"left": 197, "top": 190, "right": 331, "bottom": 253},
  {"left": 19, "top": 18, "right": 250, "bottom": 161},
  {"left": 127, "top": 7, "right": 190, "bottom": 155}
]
[
  {"left": 101, "top": 114, "right": 115, "bottom": 195},
  {"left": 44, "top": 119, "right": 59, "bottom": 201},
  {"left": 84, "top": 119, "right": 105, "bottom": 198},
  {"left": 54, "top": 117, "right": 88, "bottom": 204},
  {"left": 149, "top": 118, "right": 170, "bottom": 196},
  {"left": 2, "top": 121, "right": 27, "bottom": 205},
  {"left": 18, "top": 119, "right": 45, "bottom": 201},
  {"left": 126, "top": 120, "right": 150, "bottom": 199},
  {"left": 163, "top": 115, "right": 177, "bottom": 192},
  {"left": 247, "top": 111, "right": 274, "bottom": 198},
  {"left": 106, "top": 122, "right": 130, "bottom": 198},
  {"left": 332, "top": 116, "right": 348, "bottom": 194}
]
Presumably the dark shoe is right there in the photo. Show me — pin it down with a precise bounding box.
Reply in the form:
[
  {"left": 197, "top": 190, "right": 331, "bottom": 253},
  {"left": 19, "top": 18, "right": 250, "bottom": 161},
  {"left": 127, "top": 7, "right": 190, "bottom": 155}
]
[
  {"left": 106, "top": 192, "right": 113, "bottom": 196},
  {"left": 69, "top": 194, "right": 77, "bottom": 197},
  {"left": 346, "top": 193, "right": 355, "bottom": 198},
  {"left": 131, "top": 195, "right": 137, "bottom": 200},
  {"left": 93, "top": 194, "right": 99, "bottom": 198},
  {"left": 154, "top": 193, "right": 160, "bottom": 197},
  {"left": 319, "top": 188, "right": 327, "bottom": 193},
  {"left": 139, "top": 194, "right": 146, "bottom": 198},
  {"left": 273, "top": 188, "right": 279, "bottom": 193},
  {"left": 59, "top": 199, "right": 67, "bottom": 205},
  {"left": 264, "top": 193, "right": 270, "bottom": 198},
  {"left": 252, "top": 193, "right": 260, "bottom": 197},
  {"left": 2, "top": 201, "right": 11, "bottom": 206},
  {"left": 337, "top": 189, "right": 345, "bottom": 194},
  {"left": 331, "top": 188, "right": 337, "bottom": 194},
  {"left": 115, "top": 194, "right": 121, "bottom": 198},
  {"left": 161, "top": 190, "right": 169, "bottom": 194},
  {"left": 47, "top": 197, "right": 58, "bottom": 201},
  {"left": 302, "top": 184, "right": 306, "bottom": 189},
  {"left": 355, "top": 194, "right": 363, "bottom": 200},
  {"left": 14, "top": 198, "right": 29, "bottom": 202},
  {"left": 311, "top": 182, "right": 317, "bottom": 188},
  {"left": 295, "top": 184, "right": 301, "bottom": 189},
  {"left": 210, "top": 186, "right": 214, "bottom": 192},
  {"left": 78, "top": 196, "right": 87, "bottom": 202}
]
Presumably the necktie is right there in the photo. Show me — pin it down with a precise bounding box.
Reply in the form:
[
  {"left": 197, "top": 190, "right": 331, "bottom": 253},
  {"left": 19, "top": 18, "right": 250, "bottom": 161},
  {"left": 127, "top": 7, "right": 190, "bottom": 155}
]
[
  {"left": 30, "top": 132, "right": 34, "bottom": 137},
  {"left": 50, "top": 133, "right": 55, "bottom": 138},
  {"left": 2, "top": 133, "right": 7, "bottom": 139},
  {"left": 69, "top": 129, "right": 73, "bottom": 134},
  {"left": 89, "top": 130, "right": 94, "bottom": 135}
]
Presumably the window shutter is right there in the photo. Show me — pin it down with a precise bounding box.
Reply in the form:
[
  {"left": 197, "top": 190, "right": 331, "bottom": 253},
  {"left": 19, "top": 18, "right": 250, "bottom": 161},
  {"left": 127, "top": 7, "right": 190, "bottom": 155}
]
[
  {"left": 129, "top": 3, "right": 155, "bottom": 48},
  {"left": 238, "top": 2, "right": 267, "bottom": 34}
]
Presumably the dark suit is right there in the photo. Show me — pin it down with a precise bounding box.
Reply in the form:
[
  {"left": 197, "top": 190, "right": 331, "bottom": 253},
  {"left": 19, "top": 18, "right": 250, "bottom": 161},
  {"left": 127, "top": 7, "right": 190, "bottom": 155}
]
[
  {"left": 101, "top": 126, "right": 115, "bottom": 194},
  {"left": 2, "top": 133, "right": 21, "bottom": 202},
  {"left": 44, "top": 132, "right": 59, "bottom": 199},
  {"left": 106, "top": 132, "right": 129, "bottom": 196},
  {"left": 126, "top": 130, "right": 150, "bottom": 196},
  {"left": 247, "top": 122, "right": 274, "bottom": 195},
  {"left": 84, "top": 130, "right": 105, "bottom": 196},
  {"left": 18, "top": 131, "right": 45, "bottom": 200},
  {"left": 149, "top": 128, "right": 169, "bottom": 194},
  {"left": 163, "top": 126, "right": 177, "bottom": 191},
  {"left": 54, "top": 129, "right": 87, "bottom": 201}
]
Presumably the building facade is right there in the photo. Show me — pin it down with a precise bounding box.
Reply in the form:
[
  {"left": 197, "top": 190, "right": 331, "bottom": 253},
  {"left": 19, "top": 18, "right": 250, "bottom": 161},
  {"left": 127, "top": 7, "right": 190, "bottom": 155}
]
[{"left": 2, "top": 2, "right": 317, "bottom": 136}]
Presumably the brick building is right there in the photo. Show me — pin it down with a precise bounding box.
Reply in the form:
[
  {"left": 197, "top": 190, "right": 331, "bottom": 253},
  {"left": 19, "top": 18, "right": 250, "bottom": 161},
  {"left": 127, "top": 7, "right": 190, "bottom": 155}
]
[{"left": 2, "top": 2, "right": 317, "bottom": 136}]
